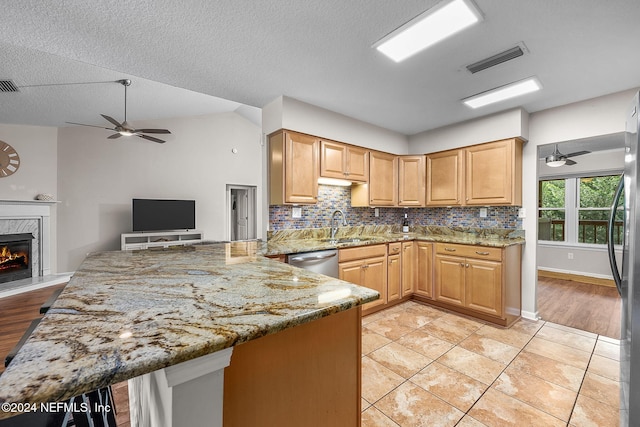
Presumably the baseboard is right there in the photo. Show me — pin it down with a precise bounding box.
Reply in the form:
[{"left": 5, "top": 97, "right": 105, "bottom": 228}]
[
  {"left": 521, "top": 310, "right": 540, "bottom": 321},
  {"left": 538, "top": 268, "right": 615, "bottom": 288}
]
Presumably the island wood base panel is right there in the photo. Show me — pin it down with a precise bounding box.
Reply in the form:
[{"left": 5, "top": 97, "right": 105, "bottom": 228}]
[{"left": 223, "top": 307, "right": 362, "bottom": 427}]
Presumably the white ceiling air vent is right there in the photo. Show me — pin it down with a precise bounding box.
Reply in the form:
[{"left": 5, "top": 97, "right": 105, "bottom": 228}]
[
  {"left": 466, "top": 44, "right": 526, "bottom": 74},
  {"left": 0, "top": 80, "right": 20, "bottom": 92}
]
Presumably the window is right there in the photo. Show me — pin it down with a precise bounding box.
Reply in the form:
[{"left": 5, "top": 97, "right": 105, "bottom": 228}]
[
  {"left": 538, "top": 174, "right": 623, "bottom": 245},
  {"left": 538, "top": 179, "right": 566, "bottom": 242}
]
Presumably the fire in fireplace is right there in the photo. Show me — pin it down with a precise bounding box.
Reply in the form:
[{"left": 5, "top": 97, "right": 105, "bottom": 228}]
[{"left": 0, "top": 233, "right": 34, "bottom": 284}]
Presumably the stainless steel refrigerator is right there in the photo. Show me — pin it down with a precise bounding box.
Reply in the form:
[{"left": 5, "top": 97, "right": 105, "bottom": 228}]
[{"left": 608, "top": 90, "right": 640, "bottom": 426}]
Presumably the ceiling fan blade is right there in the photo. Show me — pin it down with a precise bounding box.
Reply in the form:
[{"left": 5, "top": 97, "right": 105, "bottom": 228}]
[
  {"left": 101, "top": 114, "right": 122, "bottom": 127},
  {"left": 134, "top": 128, "right": 171, "bottom": 134},
  {"left": 107, "top": 133, "right": 122, "bottom": 139},
  {"left": 66, "top": 121, "right": 115, "bottom": 130},
  {"left": 565, "top": 150, "right": 591, "bottom": 158},
  {"left": 138, "top": 134, "right": 165, "bottom": 144},
  {"left": 564, "top": 159, "right": 577, "bottom": 165}
]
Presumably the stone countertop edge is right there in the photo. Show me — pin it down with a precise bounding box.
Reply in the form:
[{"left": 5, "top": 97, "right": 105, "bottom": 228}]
[
  {"left": 264, "top": 233, "right": 526, "bottom": 256},
  {"left": 0, "top": 243, "right": 379, "bottom": 414}
]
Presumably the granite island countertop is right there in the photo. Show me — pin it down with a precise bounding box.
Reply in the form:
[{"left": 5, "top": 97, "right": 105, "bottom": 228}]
[
  {"left": 0, "top": 242, "right": 378, "bottom": 414},
  {"left": 264, "top": 225, "right": 525, "bottom": 256}
]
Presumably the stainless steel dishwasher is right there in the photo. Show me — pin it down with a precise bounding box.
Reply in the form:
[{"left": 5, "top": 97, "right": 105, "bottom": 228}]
[{"left": 286, "top": 249, "right": 339, "bottom": 278}]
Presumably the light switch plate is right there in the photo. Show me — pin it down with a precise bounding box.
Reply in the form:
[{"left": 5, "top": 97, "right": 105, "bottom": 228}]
[
  {"left": 374, "top": 208, "right": 379, "bottom": 217},
  {"left": 518, "top": 208, "right": 526, "bottom": 218},
  {"left": 479, "top": 208, "right": 488, "bottom": 218},
  {"left": 292, "top": 207, "right": 302, "bottom": 218}
]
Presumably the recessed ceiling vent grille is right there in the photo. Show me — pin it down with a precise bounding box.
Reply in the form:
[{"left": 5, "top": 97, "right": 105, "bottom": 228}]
[
  {"left": 466, "top": 46, "right": 525, "bottom": 74},
  {"left": 0, "top": 80, "right": 19, "bottom": 93}
]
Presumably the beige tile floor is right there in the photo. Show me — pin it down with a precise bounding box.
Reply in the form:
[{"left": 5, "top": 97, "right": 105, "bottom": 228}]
[{"left": 361, "top": 301, "right": 621, "bottom": 427}]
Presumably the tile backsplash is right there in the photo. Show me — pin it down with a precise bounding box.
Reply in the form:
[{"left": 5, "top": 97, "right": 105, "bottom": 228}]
[{"left": 269, "top": 185, "right": 522, "bottom": 231}]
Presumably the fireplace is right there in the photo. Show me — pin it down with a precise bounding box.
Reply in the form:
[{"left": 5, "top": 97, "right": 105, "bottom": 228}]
[{"left": 0, "top": 233, "right": 34, "bottom": 284}]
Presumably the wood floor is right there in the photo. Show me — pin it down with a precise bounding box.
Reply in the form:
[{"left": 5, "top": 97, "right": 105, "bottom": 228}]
[
  {"left": 537, "top": 275, "right": 621, "bottom": 339},
  {"left": 0, "top": 284, "right": 130, "bottom": 426}
]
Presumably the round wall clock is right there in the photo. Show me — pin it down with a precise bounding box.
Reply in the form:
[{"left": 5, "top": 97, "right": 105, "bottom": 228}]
[{"left": 0, "top": 140, "right": 20, "bottom": 177}]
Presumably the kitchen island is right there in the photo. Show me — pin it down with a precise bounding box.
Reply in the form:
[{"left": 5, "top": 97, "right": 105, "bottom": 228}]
[{"left": 0, "top": 241, "right": 378, "bottom": 426}]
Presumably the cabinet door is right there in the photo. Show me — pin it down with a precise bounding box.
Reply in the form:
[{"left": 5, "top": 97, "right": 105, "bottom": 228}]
[
  {"left": 465, "top": 259, "right": 503, "bottom": 317},
  {"left": 398, "top": 156, "right": 426, "bottom": 206},
  {"left": 346, "top": 146, "right": 369, "bottom": 182},
  {"left": 434, "top": 254, "right": 465, "bottom": 307},
  {"left": 465, "top": 139, "right": 521, "bottom": 205},
  {"left": 285, "top": 132, "right": 319, "bottom": 204},
  {"left": 320, "top": 140, "right": 347, "bottom": 179},
  {"left": 401, "top": 241, "right": 416, "bottom": 296},
  {"left": 415, "top": 242, "right": 433, "bottom": 298},
  {"left": 387, "top": 253, "right": 401, "bottom": 303},
  {"left": 363, "top": 256, "right": 388, "bottom": 310},
  {"left": 369, "top": 151, "right": 398, "bottom": 206},
  {"left": 426, "top": 149, "right": 463, "bottom": 206}
]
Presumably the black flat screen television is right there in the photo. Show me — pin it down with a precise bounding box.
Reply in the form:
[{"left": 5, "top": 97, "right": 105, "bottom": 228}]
[{"left": 132, "top": 199, "right": 196, "bottom": 232}]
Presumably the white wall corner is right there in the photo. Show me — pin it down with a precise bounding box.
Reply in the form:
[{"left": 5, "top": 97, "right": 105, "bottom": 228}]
[
  {"left": 280, "top": 96, "right": 409, "bottom": 154},
  {"left": 262, "top": 96, "right": 284, "bottom": 136}
]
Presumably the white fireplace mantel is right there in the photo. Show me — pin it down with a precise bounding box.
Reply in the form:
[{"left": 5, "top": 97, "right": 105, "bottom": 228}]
[{"left": 0, "top": 199, "right": 60, "bottom": 285}]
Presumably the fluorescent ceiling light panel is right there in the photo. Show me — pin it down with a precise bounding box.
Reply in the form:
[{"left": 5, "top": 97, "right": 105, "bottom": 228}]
[
  {"left": 374, "top": 0, "right": 483, "bottom": 62},
  {"left": 462, "top": 77, "right": 542, "bottom": 109}
]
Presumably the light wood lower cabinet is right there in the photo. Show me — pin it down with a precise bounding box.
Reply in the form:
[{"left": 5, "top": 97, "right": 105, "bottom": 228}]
[
  {"left": 339, "top": 244, "right": 387, "bottom": 313},
  {"left": 401, "top": 241, "right": 416, "bottom": 296},
  {"left": 387, "top": 243, "right": 402, "bottom": 303},
  {"left": 415, "top": 242, "right": 433, "bottom": 298},
  {"left": 433, "top": 243, "right": 521, "bottom": 326}
]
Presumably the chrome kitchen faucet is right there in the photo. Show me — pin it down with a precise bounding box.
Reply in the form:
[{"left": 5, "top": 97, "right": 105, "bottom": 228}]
[{"left": 330, "top": 209, "right": 347, "bottom": 240}]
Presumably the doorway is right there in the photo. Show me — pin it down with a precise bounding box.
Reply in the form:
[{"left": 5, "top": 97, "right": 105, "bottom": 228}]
[
  {"left": 227, "top": 185, "right": 257, "bottom": 241},
  {"left": 536, "top": 135, "right": 624, "bottom": 338}
]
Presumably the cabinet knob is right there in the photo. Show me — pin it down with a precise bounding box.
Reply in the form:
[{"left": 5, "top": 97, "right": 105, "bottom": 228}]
[
  {"left": 460, "top": 263, "right": 465, "bottom": 267},
  {"left": 466, "top": 263, "right": 470, "bottom": 268}
]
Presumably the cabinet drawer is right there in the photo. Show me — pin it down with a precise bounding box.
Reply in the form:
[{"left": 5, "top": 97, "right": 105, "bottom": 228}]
[
  {"left": 339, "top": 244, "right": 387, "bottom": 262},
  {"left": 388, "top": 242, "right": 402, "bottom": 255},
  {"left": 435, "top": 243, "right": 502, "bottom": 261}
]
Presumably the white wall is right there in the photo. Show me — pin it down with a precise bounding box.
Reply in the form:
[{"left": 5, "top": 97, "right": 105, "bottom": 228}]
[
  {"left": 408, "top": 108, "right": 529, "bottom": 153},
  {"left": 57, "top": 112, "right": 262, "bottom": 271},
  {"left": 0, "top": 123, "right": 58, "bottom": 200},
  {"left": 263, "top": 96, "right": 409, "bottom": 154},
  {"left": 0, "top": 123, "right": 59, "bottom": 272}
]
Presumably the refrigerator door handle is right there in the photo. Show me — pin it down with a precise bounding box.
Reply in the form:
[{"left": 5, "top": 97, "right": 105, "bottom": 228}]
[{"left": 608, "top": 173, "right": 624, "bottom": 296}]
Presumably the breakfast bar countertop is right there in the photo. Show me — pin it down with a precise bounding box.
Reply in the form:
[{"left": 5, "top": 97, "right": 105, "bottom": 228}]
[{"left": 0, "top": 242, "right": 379, "bottom": 413}]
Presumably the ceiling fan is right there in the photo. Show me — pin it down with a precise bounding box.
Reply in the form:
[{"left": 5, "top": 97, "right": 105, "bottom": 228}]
[
  {"left": 67, "top": 79, "right": 171, "bottom": 143},
  {"left": 544, "top": 144, "right": 590, "bottom": 167}
]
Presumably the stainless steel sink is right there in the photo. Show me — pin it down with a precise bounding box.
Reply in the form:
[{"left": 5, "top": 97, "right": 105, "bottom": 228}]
[{"left": 320, "top": 237, "right": 370, "bottom": 244}]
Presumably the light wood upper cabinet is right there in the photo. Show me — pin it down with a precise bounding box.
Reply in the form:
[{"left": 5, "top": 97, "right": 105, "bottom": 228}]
[
  {"left": 352, "top": 150, "right": 398, "bottom": 207},
  {"left": 426, "top": 149, "right": 463, "bottom": 206},
  {"left": 465, "top": 138, "right": 523, "bottom": 206},
  {"left": 269, "top": 130, "right": 318, "bottom": 205},
  {"left": 398, "top": 156, "right": 426, "bottom": 207},
  {"left": 320, "top": 140, "right": 368, "bottom": 182}
]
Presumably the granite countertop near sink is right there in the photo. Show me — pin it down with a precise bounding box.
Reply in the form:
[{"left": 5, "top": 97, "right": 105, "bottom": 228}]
[
  {"left": 0, "top": 242, "right": 378, "bottom": 414},
  {"left": 264, "top": 225, "right": 525, "bottom": 256}
]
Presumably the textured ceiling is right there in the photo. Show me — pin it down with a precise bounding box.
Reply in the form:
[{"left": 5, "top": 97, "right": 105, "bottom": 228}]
[{"left": 1, "top": 0, "right": 640, "bottom": 137}]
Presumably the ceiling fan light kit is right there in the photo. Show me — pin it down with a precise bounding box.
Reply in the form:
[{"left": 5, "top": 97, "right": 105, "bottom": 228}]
[
  {"left": 66, "top": 79, "right": 171, "bottom": 143},
  {"left": 544, "top": 144, "right": 589, "bottom": 167}
]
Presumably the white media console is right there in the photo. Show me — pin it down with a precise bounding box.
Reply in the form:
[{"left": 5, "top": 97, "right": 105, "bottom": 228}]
[{"left": 121, "top": 230, "right": 204, "bottom": 250}]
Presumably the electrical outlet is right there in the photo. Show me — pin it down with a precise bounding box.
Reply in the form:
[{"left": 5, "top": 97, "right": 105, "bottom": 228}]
[
  {"left": 568, "top": 252, "right": 574, "bottom": 260},
  {"left": 518, "top": 208, "right": 526, "bottom": 218},
  {"left": 479, "top": 208, "right": 488, "bottom": 218},
  {"left": 292, "top": 207, "right": 302, "bottom": 218}
]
